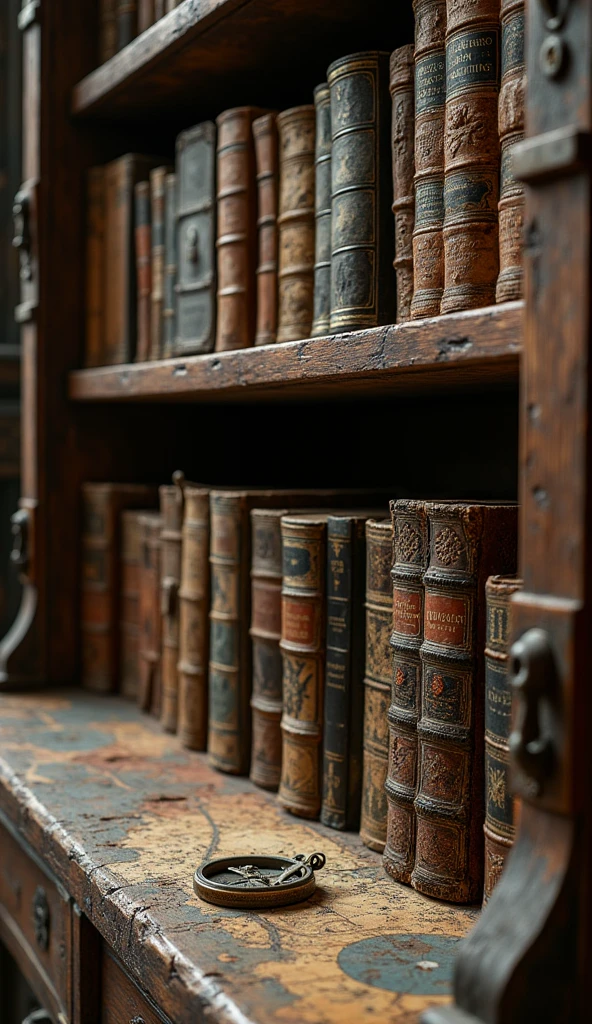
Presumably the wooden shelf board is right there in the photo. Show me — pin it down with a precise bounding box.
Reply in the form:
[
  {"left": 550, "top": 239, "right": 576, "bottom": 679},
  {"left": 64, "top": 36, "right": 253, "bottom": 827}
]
[{"left": 69, "top": 303, "right": 522, "bottom": 404}]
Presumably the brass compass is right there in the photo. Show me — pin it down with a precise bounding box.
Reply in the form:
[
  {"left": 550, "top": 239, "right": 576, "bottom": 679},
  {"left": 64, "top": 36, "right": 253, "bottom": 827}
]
[{"left": 194, "top": 852, "right": 326, "bottom": 909}]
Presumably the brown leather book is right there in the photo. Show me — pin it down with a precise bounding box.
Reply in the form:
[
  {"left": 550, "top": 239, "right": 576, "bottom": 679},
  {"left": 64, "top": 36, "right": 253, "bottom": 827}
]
[
  {"left": 390, "top": 46, "right": 415, "bottom": 323},
  {"left": 276, "top": 105, "right": 315, "bottom": 343},
  {"left": 160, "top": 476, "right": 185, "bottom": 733},
  {"left": 163, "top": 172, "right": 178, "bottom": 357},
  {"left": 411, "top": 0, "right": 446, "bottom": 319},
  {"left": 496, "top": 0, "right": 525, "bottom": 302},
  {"left": 253, "top": 114, "right": 279, "bottom": 346},
  {"left": 134, "top": 181, "right": 151, "bottom": 362},
  {"left": 138, "top": 0, "right": 155, "bottom": 33},
  {"left": 311, "top": 84, "right": 331, "bottom": 338},
  {"left": 104, "top": 154, "right": 162, "bottom": 365},
  {"left": 328, "top": 52, "right": 395, "bottom": 332},
  {"left": 137, "top": 511, "right": 163, "bottom": 713},
  {"left": 441, "top": 0, "right": 501, "bottom": 314},
  {"left": 360, "top": 519, "right": 393, "bottom": 852},
  {"left": 120, "top": 510, "right": 145, "bottom": 700},
  {"left": 100, "top": 0, "right": 117, "bottom": 63},
  {"left": 81, "top": 483, "right": 157, "bottom": 693},
  {"left": 383, "top": 500, "right": 429, "bottom": 882},
  {"left": 154, "top": 0, "right": 165, "bottom": 17},
  {"left": 116, "top": 0, "right": 137, "bottom": 50},
  {"left": 178, "top": 486, "right": 210, "bottom": 750},
  {"left": 413, "top": 501, "right": 517, "bottom": 904},
  {"left": 85, "top": 167, "right": 105, "bottom": 368},
  {"left": 484, "top": 574, "right": 522, "bottom": 902},
  {"left": 215, "top": 107, "right": 265, "bottom": 352},
  {"left": 150, "top": 165, "right": 173, "bottom": 360}
]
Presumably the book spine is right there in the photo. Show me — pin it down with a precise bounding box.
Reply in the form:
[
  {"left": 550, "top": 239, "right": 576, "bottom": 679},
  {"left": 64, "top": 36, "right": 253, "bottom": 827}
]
[
  {"left": 249, "top": 510, "right": 284, "bottom": 790},
  {"left": 484, "top": 574, "right": 522, "bottom": 901},
  {"left": 138, "top": 515, "right": 163, "bottom": 713},
  {"left": 253, "top": 114, "right": 279, "bottom": 346},
  {"left": 178, "top": 488, "right": 210, "bottom": 750},
  {"left": 104, "top": 158, "right": 134, "bottom": 364},
  {"left": 81, "top": 489, "right": 115, "bottom": 693},
  {"left": 116, "top": 0, "right": 137, "bottom": 50},
  {"left": 138, "top": 0, "right": 155, "bottom": 33},
  {"left": 384, "top": 500, "right": 428, "bottom": 882},
  {"left": 100, "top": 0, "right": 117, "bottom": 63},
  {"left": 328, "top": 51, "right": 395, "bottom": 332},
  {"left": 411, "top": 0, "right": 447, "bottom": 319},
  {"left": 162, "top": 172, "right": 177, "bottom": 357},
  {"left": 215, "top": 107, "right": 260, "bottom": 352},
  {"left": 311, "top": 84, "right": 332, "bottom": 338},
  {"left": 276, "top": 105, "right": 315, "bottom": 343},
  {"left": 390, "top": 45, "right": 415, "bottom": 323},
  {"left": 278, "top": 517, "right": 326, "bottom": 819},
  {"left": 160, "top": 483, "right": 184, "bottom": 733},
  {"left": 134, "top": 181, "right": 152, "bottom": 362},
  {"left": 360, "top": 520, "right": 393, "bottom": 852},
  {"left": 441, "top": 0, "right": 501, "bottom": 314},
  {"left": 208, "top": 493, "right": 250, "bottom": 774},
  {"left": 154, "top": 0, "right": 165, "bottom": 17},
  {"left": 496, "top": 0, "right": 525, "bottom": 302},
  {"left": 85, "top": 167, "right": 105, "bottom": 368},
  {"left": 150, "top": 166, "right": 168, "bottom": 359},
  {"left": 120, "top": 510, "right": 142, "bottom": 700}
]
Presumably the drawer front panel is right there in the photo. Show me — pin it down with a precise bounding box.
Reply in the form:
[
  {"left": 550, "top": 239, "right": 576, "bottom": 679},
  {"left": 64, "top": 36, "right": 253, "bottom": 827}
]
[{"left": 102, "top": 948, "right": 168, "bottom": 1024}]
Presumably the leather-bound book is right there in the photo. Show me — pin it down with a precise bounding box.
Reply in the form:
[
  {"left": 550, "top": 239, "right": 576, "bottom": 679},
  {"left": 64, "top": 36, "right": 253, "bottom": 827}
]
[
  {"left": 276, "top": 105, "right": 315, "bottom": 343},
  {"left": 311, "top": 84, "right": 331, "bottom": 338},
  {"left": 411, "top": 0, "right": 446, "bottom": 319},
  {"left": 100, "top": 0, "right": 117, "bottom": 63},
  {"left": 120, "top": 510, "right": 144, "bottom": 700},
  {"left": 178, "top": 486, "right": 210, "bottom": 750},
  {"left": 116, "top": 0, "right": 137, "bottom": 49},
  {"left": 360, "top": 519, "right": 393, "bottom": 852},
  {"left": 81, "top": 483, "right": 157, "bottom": 693},
  {"left": 413, "top": 502, "right": 517, "bottom": 903},
  {"left": 328, "top": 52, "right": 395, "bottom": 333},
  {"left": 441, "top": 0, "right": 501, "bottom": 314},
  {"left": 134, "top": 181, "right": 151, "bottom": 362},
  {"left": 85, "top": 167, "right": 105, "bottom": 368},
  {"left": 137, "top": 512, "right": 163, "bottom": 714},
  {"left": 138, "top": 0, "right": 154, "bottom": 33},
  {"left": 484, "top": 574, "right": 522, "bottom": 901},
  {"left": 496, "top": 0, "right": 525, "bottom": 302},
  {"left": 216, "top": 107, "right": 265, "bottom": 352},
  {"left": 390, "top": 46, "right": 415, "bottom": 323},
  {"left": 384, "top": 499, "right": 429, "bottom": 883},
  {"left": 174, "top": 123, "right": 217, "bottom": 356},
  {"left": 279, "top": 513, "right": 328, "bottom": 819},
  {"left": 150, "top": 165, "right": 173, "bottom": 359},
  {"left": 160, "top": 476, "right": 185, "bottom": 733},
  {"left": 154, "top": 0, "right": 165, "bottom": 17},
  {"left": 104, "top": 154, "right": 161, "bottom": 364},
  {"left": 253, "top": 114, "right": 279, "bottom": 346},
  {"left": 162, "top": 173, "right": 178, "bottom": 357}
]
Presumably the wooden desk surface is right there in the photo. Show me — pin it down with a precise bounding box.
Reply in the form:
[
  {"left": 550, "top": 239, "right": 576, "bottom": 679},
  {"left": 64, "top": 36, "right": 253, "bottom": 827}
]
[{"left": 0, "top": 692, "right": 478, "bottom": 1024}]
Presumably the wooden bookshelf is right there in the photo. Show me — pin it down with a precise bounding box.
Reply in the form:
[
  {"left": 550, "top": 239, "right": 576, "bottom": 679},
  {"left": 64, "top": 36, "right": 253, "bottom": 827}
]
[{"left": 69, "top": 303, "right": 521, "bottom": 403}]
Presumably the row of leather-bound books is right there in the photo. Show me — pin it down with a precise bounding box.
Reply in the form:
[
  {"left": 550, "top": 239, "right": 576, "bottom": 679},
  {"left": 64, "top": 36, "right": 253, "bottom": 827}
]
[
  {"left": 99, "top": 0, "right": 181, "bottom": 62},
  {"left": 85, "top": 0, "right": 525, "bottom": 368},
  {"left": 80, "top": 480, "right": 520, "bottom": 904}
]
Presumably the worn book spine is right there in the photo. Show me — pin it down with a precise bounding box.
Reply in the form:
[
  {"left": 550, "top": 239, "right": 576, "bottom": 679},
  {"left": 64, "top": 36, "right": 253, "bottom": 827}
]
[
  {"left": 138, "top": 0, "right": 155, "bottom": 32},
  {"left": 163, "top": 173, "right": 177, "bottom": 357},
  {"left": 413, "top": 502, "right": 517, "bottom": 903},
  {"left": 360, "top": 520, "right": 393, "bottom": 851},
  {"left": 116, "top": 0, "right": 137, "bottom": 49},
  {"left": 484, "top": 574, "right": 522, "bottom": 901},
  {"left": 120, "top": 510, "right": 143, "bottom": 700},
  {"left": 279, "top": 514, "right": 327, "bottom": 819},
  {"left": 85, "top": 167, "right": 105, "bottom": 368},
  {"left": 321, "top": 516, "right": 367, "bottom": 830},
  {"left": 276, "top": 105, "right": 316, "bottom": 343},
  {"left": 390, "top": 46, "right": 415, "bottom": 323},
  {"left": 150, "top": 166, "right": 171, "bottom": 359},
  {"left": 253, "top": 114, "right": 279, "bottom": 346},
  {"left": 328, "top": 51, "right": 395, "bottom": 332},
  {"left": 411, "top": 0, "right": 447, "bottom": 319},
  {"left": 160, "top": 481, "right": 184, "bottom": 733},
  {"left": 134, "top": 181, "right": 152, "bottom": 362},
  {"left": 249, "top": 509, "right": 285, "bottom": 790},
  {"left": 311, "top": 84, "right": 332, "bottom": 338},
  {"left": 154, "top": 0, "right": 165, "bottom": 17},
  {"left": 496, "top": 0, "right": 525, "bottom": 302},
  {"left": 383, "top": 500, "right": 429, "bottom": 882},
  {"left": 138, "top": 512, "right": 163, "bottom": 714},
  {"left": 177, "top": 487, "right": 210, "bottom": 749},
  {"left": 216, "top": 107, "right": 263, "bottom": 352},
  {"left": 100, "top": 0, "right": 117, "bottom": 63},
  {"left": 441, "top": 0, "right": 501, "bottom": 314}
]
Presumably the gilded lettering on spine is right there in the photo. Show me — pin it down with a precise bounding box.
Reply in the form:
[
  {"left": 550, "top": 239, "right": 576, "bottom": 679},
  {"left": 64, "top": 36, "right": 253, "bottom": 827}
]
[{"left": 276, "top": 106, "right": 316, "bottom": 343}]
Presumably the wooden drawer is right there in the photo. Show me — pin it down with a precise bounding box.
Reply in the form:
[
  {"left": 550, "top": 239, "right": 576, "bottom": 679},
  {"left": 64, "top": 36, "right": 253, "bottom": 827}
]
[
  {"left": 0, "top": 815, "right": 71, "bottom": 1023},
  {"left": 102, "top": 948, "right": 169, "bottom": 1024}
]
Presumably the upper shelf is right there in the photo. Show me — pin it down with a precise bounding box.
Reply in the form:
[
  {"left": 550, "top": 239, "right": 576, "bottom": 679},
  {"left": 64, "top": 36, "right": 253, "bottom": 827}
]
[
  {"left": 68, "top": 303, "right": 522, "bottom": 404},
  {"left": 72, "top": 0, "right": 412, "bottom": 123}
]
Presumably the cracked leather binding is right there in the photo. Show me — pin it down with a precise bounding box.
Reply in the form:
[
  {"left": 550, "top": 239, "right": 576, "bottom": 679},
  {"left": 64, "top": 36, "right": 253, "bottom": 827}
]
[
  {"left": 178, "top": 486, "right": 210, "bottom": 750},
  {"left": 390, "top": 45, "right": 415, "bottom": 323},
  {"left": 85, "top": 166, "right": 105, "bottom": 367},
  {"left": 384, "top": 500, "right": 428, "bottom": 882},
  {"left": 276, "top": 106, "right": 316, "bottom": 343},
  {"left": 441, "top": 0, "right": 501, "bottom": 313},
  {"left": 137, "top": 511, "right": 163, "bottom": 714},
  {"left": 160, "top": 481, "right": 185, "bottom": 733},
  {"left": 496, "top": 0, "right": 525, "bottom": 302},
  {"left": 120, "top": 510, "right": 144, "bottom": 700},
  {"left": 411, "top": 0, "right": 447, "bottom": 319},
  {"left": 134, "top": 180, "right": 151, "bottom": 362},
  {"left": 150, "top": 165, "right": 173, "bottom": 359},
  {"left": 311, "top": 84, "right": 332, "bottom": 338},
  {"left": 413, "top": 501, "right": 517, "bottom": 903},
  {"left": 253, "top": 114, "right": 279, "bottom": 346}
]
